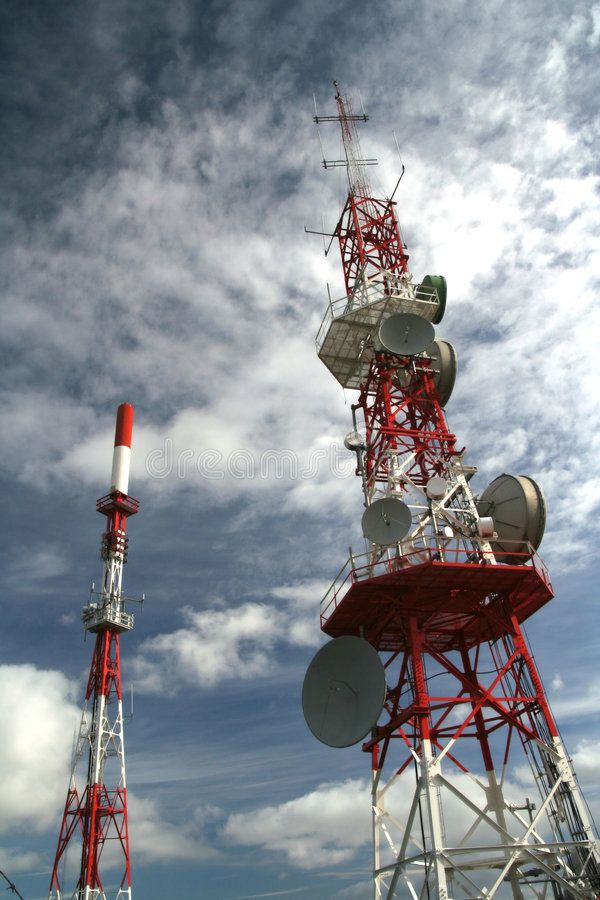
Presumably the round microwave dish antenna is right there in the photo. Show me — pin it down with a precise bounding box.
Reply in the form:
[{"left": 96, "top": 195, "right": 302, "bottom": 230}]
[
  {"left": 477, "top": 474, "right": 546, "bottom": 564},
  {"left": 417, "top": 274, "right": 447, "bottom": 324},
  {"left": 391, "top": 338, "right": 456, "bottom": 407},
  {"left": 362, "top": 496, "right": 412, "bottom": 545},
  {"left": 302, "top": 636, "right": 386, "bottom": 748},
  {"left": 378, "top": 313, "right": 435, "bottom": 357},
  {"left": 344, "top": 430, "right": 366, "bottom": 452},
  {"left": 426, "top": 475, "right": 447, "bottom": 500},
  {"left": 476, "top": 516, "right": 495, "bottom": 539},
  {"left": 427, "top": 338, "right": 457, "bottom": 407}
]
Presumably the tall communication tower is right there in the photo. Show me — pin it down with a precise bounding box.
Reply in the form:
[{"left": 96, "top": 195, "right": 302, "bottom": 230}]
[
  {"left": 49, "top": 403, "right": 141, "bottom": 900},
  {"left": 303, "top": 84, "right": 600, "bottom": 899}
]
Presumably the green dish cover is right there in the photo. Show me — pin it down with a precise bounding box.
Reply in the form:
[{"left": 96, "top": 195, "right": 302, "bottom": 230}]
[{"left": 418, "top": 274, "right": 447, "bottom": 324}]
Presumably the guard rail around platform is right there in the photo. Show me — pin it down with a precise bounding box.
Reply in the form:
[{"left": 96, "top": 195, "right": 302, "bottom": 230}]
[
  {"left": 320, "top": 541, "right": 552, "bottom": 628},
  {"left": 315, "top": 278, "right": 438, "bottom": 353},
  {"left": 82, "top": 602, "right": 134, "bottom": 633}
]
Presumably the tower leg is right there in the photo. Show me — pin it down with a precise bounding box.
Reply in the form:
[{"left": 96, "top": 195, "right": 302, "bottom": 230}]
[
  {"left": 368, "top": 614, "right": 600, "bottom": 900},
  {"left": 49, "top": 631, "right": 131, "bottom": 900}
]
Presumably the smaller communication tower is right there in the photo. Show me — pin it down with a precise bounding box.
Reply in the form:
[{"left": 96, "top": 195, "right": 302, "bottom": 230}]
[{"left": 49, "top": 403, "right": 141, "bottom": 900}]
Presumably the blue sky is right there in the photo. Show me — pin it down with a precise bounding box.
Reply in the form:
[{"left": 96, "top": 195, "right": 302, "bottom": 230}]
[{"left": 1, "top": 0, "right": 600, "bottom": 897}]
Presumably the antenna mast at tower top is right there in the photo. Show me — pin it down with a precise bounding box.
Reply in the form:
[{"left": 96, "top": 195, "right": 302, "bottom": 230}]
[
  {"left": 314, "top": 80, "right": 377, "bottom": 197},
  {"left": 312, "top": 81, "right": 409, "bottom": 301}
]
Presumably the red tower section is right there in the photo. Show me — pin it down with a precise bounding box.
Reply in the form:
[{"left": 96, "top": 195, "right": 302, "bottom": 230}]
[
  {"left": 307, "top": 85, "right": 600, "bottom": 900},
  {"left": 49, "top": 405, "right": 139, "bottom": 900}
]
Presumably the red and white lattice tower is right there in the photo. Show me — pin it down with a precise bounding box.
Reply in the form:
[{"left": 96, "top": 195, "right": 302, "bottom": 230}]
[
  {"left": 309, "top": 84, "right": 600, "bottom": 899},
  {"left": 49, "top": 404, "right": 140, "bottom": 900}
]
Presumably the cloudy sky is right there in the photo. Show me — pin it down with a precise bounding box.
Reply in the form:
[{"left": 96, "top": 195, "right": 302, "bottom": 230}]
[{"left": 1, "top": 0, "right": 600, "bottom": 897}]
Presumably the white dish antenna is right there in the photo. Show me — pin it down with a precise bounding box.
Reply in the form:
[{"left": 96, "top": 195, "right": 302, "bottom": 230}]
[
  {"left": 477, "top": 474, "right": 546, "bottom": 563},
  {"left": 391, "top": 337, "right": 457, "bottom": 407},
  {"left": 426, "top": 476, "right": 447, "bottom": 500},
  {"left": 378, "top": 313, "right": 435, "bottom": 357},
  {"left": 427, "top": 338, "right": 457, "bottom": 407},
  {"left": 361, "top": 496, "right": 412, "bottom": 544},
  {"left": 302, "top": 636, "right": 386, "bottom": 747}
]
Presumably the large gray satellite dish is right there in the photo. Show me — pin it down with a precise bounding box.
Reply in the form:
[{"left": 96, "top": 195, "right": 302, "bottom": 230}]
[
  {"left": 427, "top": 338, "right": 457, "bottom": 407},
  {"left": 302, "top": 636, "right": 386, "bottom": 748},
  {"left": 362, "top": 497, "right": 412, "bottom": 544},
  {"left": 378, "top": 313, "right": 435, "bottom": 357},
  {"left": 391, "top": 337, "right": 457, "bottom": 406},
  {"left": 477, "top": 474, "right": 546, "bottom": 564}
]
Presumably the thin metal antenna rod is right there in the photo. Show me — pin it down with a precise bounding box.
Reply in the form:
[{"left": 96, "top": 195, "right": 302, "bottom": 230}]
[
  {"left": 389, "top": 130, "right": 406, "bottom": 201},
  {"left": 0, "top": 870, "right": 25, "bottom": 900}
]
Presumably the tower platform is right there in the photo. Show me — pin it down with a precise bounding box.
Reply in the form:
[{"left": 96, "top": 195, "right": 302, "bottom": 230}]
[
  {"left": 320, "top": 544, "right": 553, "bottom": 652},
  {"left": 96, "top": 490, "right": 139, "bottom": 517},
  {"left": 316, "top": 275, "right": 440, "bottom": 389}
]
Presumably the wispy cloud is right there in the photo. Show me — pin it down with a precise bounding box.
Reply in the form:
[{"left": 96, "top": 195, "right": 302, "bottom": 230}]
[{"left": 131, "top": 580, "right": 327, "bottom": 693}]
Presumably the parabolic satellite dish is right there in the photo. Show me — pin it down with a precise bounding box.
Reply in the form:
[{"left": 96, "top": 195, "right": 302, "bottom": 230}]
[
  {"left": 391, "top": 338, "right": 457, "bottom": 407},
  {"left": 361, "top": 496, "right": 412, "bottom": 545},
  {"left": 477, "top": 473, "right": 546, "bottom": 564},
  {"left": 378, "top": 313, "right": 435, "bottom": 357},
  {"left": 427, "top": 338, "right": 457, "bottom": 407},
  {"left": 302, "top": 636, "right": 386, "bottom": 748}
]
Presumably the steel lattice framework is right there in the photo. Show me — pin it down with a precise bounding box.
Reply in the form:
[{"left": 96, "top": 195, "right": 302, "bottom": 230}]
[
  {"left": 311, "top": 85, "right": 600, "bottom": 899},
  {"left": 49, "top": 405, "right": 139, "bottom": 900}
]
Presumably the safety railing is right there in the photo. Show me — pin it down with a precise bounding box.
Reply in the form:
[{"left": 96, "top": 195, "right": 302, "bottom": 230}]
[
  {"left": 96, "top": 491, "right": 140, "bottom": 516},
  {"left": 82, "top": 602, "right": 134, "bottom": 632},
  {"left": 320, "top": 540, "right": 552, "bottom": 624}
]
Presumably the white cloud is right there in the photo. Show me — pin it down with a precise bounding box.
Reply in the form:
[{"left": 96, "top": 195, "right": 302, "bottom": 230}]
[
  {"left": 0, "top": 845, "right": 43, "bottom": 874},
  {"left": 128, "top": 793, "right": 218, "bottom": 863},
  {"left": 335, "top": 883, "right": 372, "bottom": 899},
  {"left": 133, "top": 602, "right": 282, "bottom": 692},
  {"left": 570, "top": 739, "right": 600, "bottom": 785},
  {"left": 2, "top": 1, "right": 600, "bottom": 897},
  {"left": 132, "top": 583, "right": 325, "bottom": 694},
  {"left": 0, "top": 663, "right": 220, "bottom": 873},
  {"left": 5, "top": 544, "right": 69, "bottom": 589},
  {"left": 223, "top": 779, "right": 371, "bottom": 869},
  {"left": 0, "top": 665, "right": 79, "bottom": 833},
  {"left": 549, "top": 678, "right": 600, "bottom": 720}
]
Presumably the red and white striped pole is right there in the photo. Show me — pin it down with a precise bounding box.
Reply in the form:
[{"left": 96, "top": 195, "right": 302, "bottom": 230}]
[{"left": 110, "top": 403, "right": 134, "bottom": 495}]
